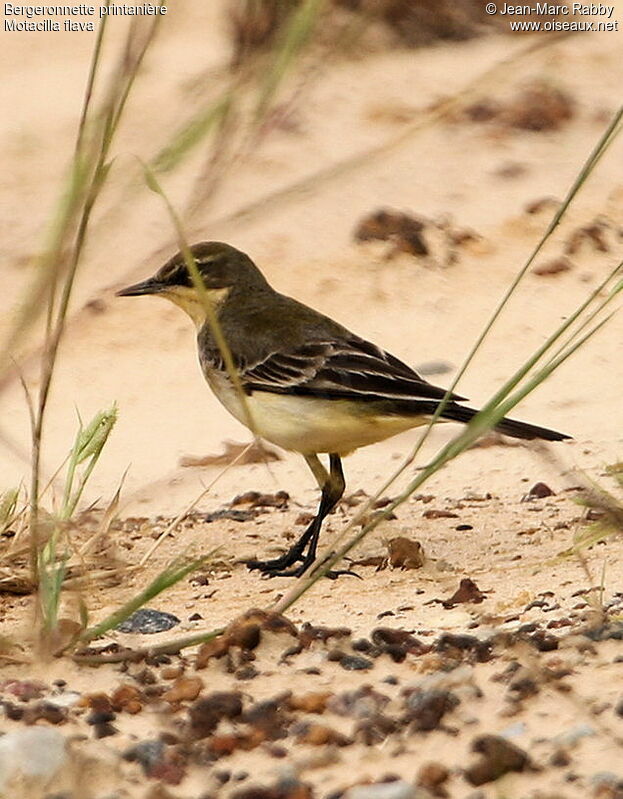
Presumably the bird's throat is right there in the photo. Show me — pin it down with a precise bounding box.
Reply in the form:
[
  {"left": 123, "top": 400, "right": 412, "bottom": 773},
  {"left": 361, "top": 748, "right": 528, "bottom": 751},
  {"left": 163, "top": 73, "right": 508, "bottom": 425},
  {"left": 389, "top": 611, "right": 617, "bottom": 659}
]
[{"left": 161, "top": 286, "right": 230, "bottom": 328}]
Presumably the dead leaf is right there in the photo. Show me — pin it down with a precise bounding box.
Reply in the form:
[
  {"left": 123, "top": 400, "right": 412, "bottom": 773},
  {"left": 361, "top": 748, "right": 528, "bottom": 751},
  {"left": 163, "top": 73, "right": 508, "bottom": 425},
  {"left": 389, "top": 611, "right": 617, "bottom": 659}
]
[{"left": 180, "top": 440, "right": 281, "bottom": 467}]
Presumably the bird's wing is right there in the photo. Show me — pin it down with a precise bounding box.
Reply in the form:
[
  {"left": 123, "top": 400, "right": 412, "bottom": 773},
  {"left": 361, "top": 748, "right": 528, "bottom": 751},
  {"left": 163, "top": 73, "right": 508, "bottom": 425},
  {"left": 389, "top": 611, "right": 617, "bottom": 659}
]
[{"left": 236, "top": 337, "right": 465, "bottom": 404}]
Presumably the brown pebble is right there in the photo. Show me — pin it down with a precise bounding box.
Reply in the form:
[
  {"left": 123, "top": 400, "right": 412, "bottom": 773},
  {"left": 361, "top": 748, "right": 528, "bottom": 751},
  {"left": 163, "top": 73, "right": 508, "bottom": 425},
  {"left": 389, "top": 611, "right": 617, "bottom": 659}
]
[
  {"left": 230, "top": 780, "right": 313, "bottom": 799},
  {"left": 423, "top": 509, "right": 459, "bottom": 519},
  {"left": 235, "top": 664, "right": 259, "bottom": 680},
  {"left": 500, "top": 82, "right": 574, "bottom": 132},
  {"left": 94, "top": 721, "right": 118, "bottom": 739},
  {"left": 36, "top": 702, "right": 69, "bottom": 725},
  {"left": 404, "top": 689, "right": 460, "bottom": 732},
  {"left": 188, "top": 692, "right": 243, "bottom": 739},
  {"left": 265, "top": 743, "right": 288, "bottom": 758},
  {"left": 229, "top": 622, "right": 262, "bottom": 651},
  {"left": 354, "top": 208, "right": 429, "bottom": 258},
  {"left": 112, "top": 684, "right": 144, "bottom": 714},
  {"left": 232, "top": 490, "right": 289, "bottom": 509},
  {"left": 287, "top": 692, "right": 331, "bottom": 714},
  {"left": 133, "top": 667, "right": 157, "bottom": 685},
  {"left": 3, "top": 702, "right": 24, "bottom": 720},
  {"left": 550, "top": 749, "right": 571, "bottom": 767},
  {"left": 296, "top": 723, "right": 352, "bottom": 747},
  {"left": 524, "top": 482, "right": 555, "bottom": 500},
  {"left": 372, "top": 627, "right": 427, "bottom": 652},
  {"left": 508, "top": 673, "right": 540, "bottom": 702},
  {"left": 207, "top": 729, "right": 265, "bottom": 757},
  {"left": 387, "top": 536, "right": 425, "bottom": 569},
  {"left": 328, "top": 685, "right": 390, "bottom": 718},
  {"left": 355, "top": 714, "right": 397, "bottom": 745},
  {"left": 196, "top": 610, "right": 298, "bottom": 668},
  {"left": 207, "top": 734, "right": 247, "bottom": 757},
  {"left": 299, "top": 622, "right": 351, "bottom": 647},
  {"left": 83, "top": 692, "right": 114, "bottom": 713},
  {"left": 149, "top": 749, "right": 187, "bottom": 786},
  {"left": 163, "top": 676, "right": 204, "bottom": 704},
  {"left": 565, "top": 220, "right": 612, "bottom": 255},
  {"left": 436, "top": 632, "right": 492, "bottom": 663},
  {"left": 161, "top": 666, "right": 184, "bottom": 680},
  {"left": 525, "top": 197, "right": 560, "bottom": 215},
  {"left": 465, "top": 734, "right": 530, "bottom": 786},
  {"left": 195, "top": 635, "right": 230, "bottom": 667},
  {"left": 417, "top": 761, "right": 450, "bottom": 797}
]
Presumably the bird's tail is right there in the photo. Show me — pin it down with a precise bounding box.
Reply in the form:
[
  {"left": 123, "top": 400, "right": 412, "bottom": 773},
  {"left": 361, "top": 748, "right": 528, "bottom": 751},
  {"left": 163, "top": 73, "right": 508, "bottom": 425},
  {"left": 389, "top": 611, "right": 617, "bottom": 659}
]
[{"left": 440, "top": 403, "right": 570, "bottom": 442}]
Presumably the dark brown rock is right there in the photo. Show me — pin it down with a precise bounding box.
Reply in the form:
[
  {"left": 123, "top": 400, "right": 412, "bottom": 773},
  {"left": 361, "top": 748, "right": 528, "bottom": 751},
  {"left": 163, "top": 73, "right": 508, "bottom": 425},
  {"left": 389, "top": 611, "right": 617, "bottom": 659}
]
[
  {"left": 188, "top": 692, "right": 243, "bottom": 739},
  {"left": 387, "top": 536, "right": 425, "bottom": 569},
  {"left": 403, "top": 689, "right": 459, "bottom": 731},
  {"left": 465, "top": 735, "right": 530, "bottom": 786}
]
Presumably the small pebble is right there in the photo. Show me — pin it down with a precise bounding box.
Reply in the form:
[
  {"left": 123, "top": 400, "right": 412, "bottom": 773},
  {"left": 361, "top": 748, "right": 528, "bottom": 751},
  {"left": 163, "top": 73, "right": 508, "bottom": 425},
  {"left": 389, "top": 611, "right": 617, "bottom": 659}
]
[
  {"left": 123, "top": 740, "right": 165, "bottom": 773},
  {"left": 0, "top": 728, "right": 67, "bottom": 785},
  {"left": 404, "top": 689, "right": 459, "bottom": 731},
  {"left": 464, "top": 734, "right": 530, "bottom": 786},
  {"left": 117, "top": 608, "right": 180, "bottom": 634},
  {"left": 344, "top": 780, "right": 420, "bottom": 799},
  {"left": 339, "top": 655, "right": 374, "bottom": 671}
]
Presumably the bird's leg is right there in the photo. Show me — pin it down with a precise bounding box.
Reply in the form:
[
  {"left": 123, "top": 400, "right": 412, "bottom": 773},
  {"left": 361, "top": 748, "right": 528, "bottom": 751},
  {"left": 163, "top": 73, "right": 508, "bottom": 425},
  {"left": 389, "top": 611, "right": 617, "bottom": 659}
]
[
  {"left": 246, "top": 454, "right": 346, "bottom": 577},
  {"left": 282, "top": 453, "right": 345, "bottom": 577}
]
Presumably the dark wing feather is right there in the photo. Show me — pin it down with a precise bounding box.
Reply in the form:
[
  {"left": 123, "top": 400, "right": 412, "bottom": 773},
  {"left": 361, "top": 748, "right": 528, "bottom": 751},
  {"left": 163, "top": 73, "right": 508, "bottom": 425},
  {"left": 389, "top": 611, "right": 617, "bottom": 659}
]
[{"left": 239, "top": 337, "right": 465, "bottom": 404}]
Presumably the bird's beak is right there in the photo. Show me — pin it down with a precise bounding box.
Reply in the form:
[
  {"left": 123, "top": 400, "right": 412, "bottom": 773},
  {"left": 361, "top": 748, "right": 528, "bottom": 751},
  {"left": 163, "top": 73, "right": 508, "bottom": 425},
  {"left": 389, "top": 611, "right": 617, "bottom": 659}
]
[{"left": 116, "top": 277, "right": 165, "bottom": 297}]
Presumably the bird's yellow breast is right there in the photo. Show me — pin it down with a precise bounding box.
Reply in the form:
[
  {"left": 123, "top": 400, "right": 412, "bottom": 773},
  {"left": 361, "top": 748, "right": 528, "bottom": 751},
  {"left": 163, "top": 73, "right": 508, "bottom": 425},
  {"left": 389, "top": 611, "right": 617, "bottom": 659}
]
[{"left": 205, "top": 370, "right": 428, "bottom": 455}]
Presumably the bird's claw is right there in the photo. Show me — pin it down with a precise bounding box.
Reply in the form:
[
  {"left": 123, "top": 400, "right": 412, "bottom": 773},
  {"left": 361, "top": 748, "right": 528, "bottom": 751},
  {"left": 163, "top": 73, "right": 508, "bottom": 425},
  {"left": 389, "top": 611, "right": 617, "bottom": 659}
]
[{"left": 245, "top": 556, "right": 360, "bottom": 580}]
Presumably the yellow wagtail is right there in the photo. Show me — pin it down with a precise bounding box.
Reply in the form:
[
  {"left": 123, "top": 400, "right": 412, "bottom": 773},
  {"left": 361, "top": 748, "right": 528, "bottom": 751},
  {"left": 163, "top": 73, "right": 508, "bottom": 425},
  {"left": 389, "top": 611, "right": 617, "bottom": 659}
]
[{"left": 118, "top": 242, "right": 570, "bottom": 577}]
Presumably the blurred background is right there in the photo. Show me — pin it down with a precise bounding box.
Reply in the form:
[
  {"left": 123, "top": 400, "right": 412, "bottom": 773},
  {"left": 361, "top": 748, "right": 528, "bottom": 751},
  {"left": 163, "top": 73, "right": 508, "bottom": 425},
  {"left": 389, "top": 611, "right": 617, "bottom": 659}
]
[{"left": 1, "top": 0, "right": 622, "bottom": 514}]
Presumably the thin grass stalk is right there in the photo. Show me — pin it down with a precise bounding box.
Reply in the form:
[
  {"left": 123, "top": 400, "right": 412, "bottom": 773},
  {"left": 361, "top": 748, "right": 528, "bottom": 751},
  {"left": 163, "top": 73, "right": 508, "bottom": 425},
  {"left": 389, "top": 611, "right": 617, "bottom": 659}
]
[
  {"left": 76, "top": 0, "right": 112, "bottom": 153},
  {"left": 29, "top": 16, "right": 164, "bottom": 587},
  {"left": 253, "top": 0, "right": 325, "bottom": 121},
  {"left": 37, "top": 404, "right": 121, "bottom": 635},
  {"left": 77, "top": 472, "right": 126, "bottom": 559},
  {"left": 453, "top": 267, "right": 622, "bottom": 435},
  {"left": 152, "top": 94, "right": 235, "bottom": 174},
  {"left": 73, "top": 626, "right": 225, "bottom": 664},
  {"left": 60, "top": 406, "right": 118, "bottom": 520},
  {"left": 0, "top": 490, "right": 19, "bottom": 535},
  {"left": 538, "top": 266, "right": 623, "bottom": 373}
]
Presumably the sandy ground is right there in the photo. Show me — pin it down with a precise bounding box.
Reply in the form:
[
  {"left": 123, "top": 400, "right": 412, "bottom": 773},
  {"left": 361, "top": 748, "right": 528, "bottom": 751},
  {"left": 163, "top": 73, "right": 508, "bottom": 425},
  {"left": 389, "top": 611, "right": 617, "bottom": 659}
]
[{"left": 1, "top": 3, "right": 623, "bottom": 798}]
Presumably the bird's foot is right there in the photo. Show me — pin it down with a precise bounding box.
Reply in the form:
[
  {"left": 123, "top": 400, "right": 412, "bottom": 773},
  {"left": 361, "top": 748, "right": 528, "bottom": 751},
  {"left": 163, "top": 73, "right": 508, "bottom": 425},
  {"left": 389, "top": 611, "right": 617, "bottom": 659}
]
[
  {"left": 245, "top": 552, "right": 303, "bottom": 574},
  {"left": 246, "top": 555, "right": 361, "bottom": 580}
]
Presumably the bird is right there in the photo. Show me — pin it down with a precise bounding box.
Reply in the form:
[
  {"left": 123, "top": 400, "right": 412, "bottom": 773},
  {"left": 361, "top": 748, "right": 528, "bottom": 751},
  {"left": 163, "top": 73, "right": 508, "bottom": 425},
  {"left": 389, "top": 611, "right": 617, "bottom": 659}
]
[{"left": 117, "top": 241, "right": 570, "bottom": 578}]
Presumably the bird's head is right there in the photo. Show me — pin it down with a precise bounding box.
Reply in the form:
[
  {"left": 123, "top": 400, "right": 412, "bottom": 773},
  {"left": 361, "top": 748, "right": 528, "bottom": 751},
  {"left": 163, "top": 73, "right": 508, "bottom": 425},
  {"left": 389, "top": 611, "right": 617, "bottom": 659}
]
[{"left": 116, "top": 241, "right": 267, "bottom": 326}]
